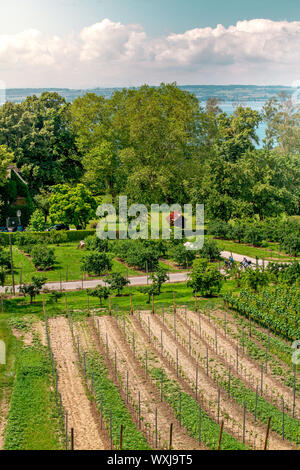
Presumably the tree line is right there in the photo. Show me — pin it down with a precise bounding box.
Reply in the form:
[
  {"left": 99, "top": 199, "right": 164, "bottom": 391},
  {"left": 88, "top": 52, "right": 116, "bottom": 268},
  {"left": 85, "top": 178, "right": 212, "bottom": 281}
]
[{"left": 0, "top": 84, "right": 299, "bottom": 227}]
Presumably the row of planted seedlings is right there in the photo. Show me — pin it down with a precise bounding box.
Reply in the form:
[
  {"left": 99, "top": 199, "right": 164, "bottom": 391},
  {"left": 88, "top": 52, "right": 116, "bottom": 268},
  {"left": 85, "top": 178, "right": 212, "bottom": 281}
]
[
  {"left": 115, "top": 307, "right": 250, "bottom": 450},
  {"left": 4, "top": 313, "right": 66, "bottom": 450},
  {"left": 68, "top": 311, "right": 151, "bottom": 450},
  {"left": 157, "top": 306, "right": 300, "bottom": 446},
  {"left": 217, "top": 305, "right": 299, "bottom": 394},
  {"left": 134, "top": 307, "right": 265, "bottom": 449},
  {"left": 44, "top": 307, "right": 72, "bottom": 450},
  {"left": 90, "top": 311, "right": 183, "bottom": 450},
  {"left": 174, "top": 305, "right": 299, "bottom": 419}
]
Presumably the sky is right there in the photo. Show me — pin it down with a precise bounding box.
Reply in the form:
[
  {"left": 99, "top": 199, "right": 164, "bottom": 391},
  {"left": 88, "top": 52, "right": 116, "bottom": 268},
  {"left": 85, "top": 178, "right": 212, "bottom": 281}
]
[{"left": 1, "top": 0, "right": 300, "bottom": 88}]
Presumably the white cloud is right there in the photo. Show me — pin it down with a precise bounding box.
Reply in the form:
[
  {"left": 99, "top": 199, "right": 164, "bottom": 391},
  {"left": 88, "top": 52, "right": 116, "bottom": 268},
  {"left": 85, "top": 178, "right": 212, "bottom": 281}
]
[{"left": 1, "top": 18, "right": 300, "bottom": 87}]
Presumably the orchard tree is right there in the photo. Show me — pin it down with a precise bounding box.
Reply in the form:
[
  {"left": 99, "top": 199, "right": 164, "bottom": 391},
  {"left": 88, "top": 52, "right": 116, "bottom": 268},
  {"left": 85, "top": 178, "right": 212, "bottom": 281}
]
[
  {"left": 49, "top": 184, "right": 97, "bottom": 229},
  {"left": 150, "top": 267, "right": 169, "bottom": 293},
  {"left": 81, "top": 252, "right": 112, "bottom": 276},
  {"left": 90, "top": 286, "right": 110, "bottom": 306},
  {"left": 106, "top": 272, "right": 130, "bottom": 296},
  {"left": 20, "top": 276, "right": 47, "bottom": 303},
  {"left": 188, "top": 259, "right": 223, "bottom": 297}
]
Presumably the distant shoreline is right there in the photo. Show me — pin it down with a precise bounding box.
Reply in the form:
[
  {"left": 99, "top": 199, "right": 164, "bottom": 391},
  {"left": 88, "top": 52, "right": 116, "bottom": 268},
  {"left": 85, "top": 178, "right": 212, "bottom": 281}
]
[{"left": 3, "top": 84, "right": 294, "bottom": 105}]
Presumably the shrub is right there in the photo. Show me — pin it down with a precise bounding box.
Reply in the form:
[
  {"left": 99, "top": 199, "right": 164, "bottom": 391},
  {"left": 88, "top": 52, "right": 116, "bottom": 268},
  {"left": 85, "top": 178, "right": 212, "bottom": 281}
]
[
  {"left": 198, "top": 239, "right": 220, "bottom": 261},
  {"left": 31, "top": 245, "right": 56, "bottom": 271},
  {"left": 81, "top": 252, "right": 112, "bottom": 275},
  {"left": 207, "top": 220, "right": 231, "bottom": 239},
  {"left": 27, "top": 209, "right": 46, "bottom": 232},
  {"left": 170, "top": 244, "right": 196, "bottom": 267},
  {"left": 242, "top": 226, "right": 264, "bottom": 247},
  {"left": 106, "top": 273, "right": 129, "bottom": 296},
  {"left": 188, "top": 258, "right": 223, "bottom": 297},
  {"left": 126, "top": 243, "right": 160, "bottom": 271},
  {"left": 84, "top": 236, "right": 109, "bottom": 252}
]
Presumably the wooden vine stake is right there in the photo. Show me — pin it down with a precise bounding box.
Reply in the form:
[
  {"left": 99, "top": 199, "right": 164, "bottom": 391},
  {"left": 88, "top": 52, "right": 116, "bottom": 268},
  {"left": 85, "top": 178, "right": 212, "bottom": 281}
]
[
  {"left": 173, "top": 292, "right": 176, "bottom": 314},
  {"left": 152, "top": 294, "right": 155, "bottom": 314},
  {"left": 195, "top": 295, "right": 198, "bottom": 313},
  {"left": 130, "top": 295, "right": 134, "bottom": 315},
  {"left": 119, "top": 424, "right": 123, "bottom": 450},
  {"left": 71, "top": 428, "right": 74, "bottom": 451},
  {"left": 109, "top": 296, "right": 112, "bottom": 316},
  {"left": 217, "top": 421, "right": 224, "bottom": 450},
  {"left": 169, "top": 423, "right": 173, "bottom": 450},
  {"left": 264, "top": 417, "right": 271, "bottom": 450}
]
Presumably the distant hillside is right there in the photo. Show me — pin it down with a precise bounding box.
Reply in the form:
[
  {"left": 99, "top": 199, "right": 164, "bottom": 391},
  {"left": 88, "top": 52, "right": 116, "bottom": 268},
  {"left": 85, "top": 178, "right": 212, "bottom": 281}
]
[{"left": 4, "top": 85, "right": 294, "bottom": 104}]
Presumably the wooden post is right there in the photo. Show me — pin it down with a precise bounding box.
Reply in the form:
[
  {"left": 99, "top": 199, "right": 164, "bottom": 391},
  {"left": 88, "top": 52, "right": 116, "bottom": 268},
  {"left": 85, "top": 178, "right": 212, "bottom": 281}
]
[
  {"left": 217, "top": 421, "right": 224, "bottom": 450},
  {"left": 87, "top": 295, "right": 90, "bottom": 317},
  {"left": 119, "top": 424, "right": 123, "bottom": 450},
  {"left": 195, "top": 295, "right": 198, "bottom": 312},
  {"left": 264, "top": 417, "right": 271, "bottom": 450},
  {"left": 152, "top": 294, "right": 155, "bottom": 314},
  {"left": 71, "top": 428, "right": 74, "bottom": 451},
  {"left": 110, "top": 409, "right": 113, "bottom": 450},
  {"left": 9, "top": 233, "right": 15, "bottom": 296},
  {"left": 109, "top": 296, "right": 112, "bottom": 316},
  {"left": 169, "top": 423, "right": 173, "bottom": 450},
  {"left": 65, "top": 295, "right": 68, "bottom": 317},
  {"left": 155, "top": 408, "right": 158, "bottom": 449},
  {"left": 173, "top": 292, "right": 176, "bottom": 314},
  {"left": 130, "top": 295, "right": 133, "bottom": 315}
]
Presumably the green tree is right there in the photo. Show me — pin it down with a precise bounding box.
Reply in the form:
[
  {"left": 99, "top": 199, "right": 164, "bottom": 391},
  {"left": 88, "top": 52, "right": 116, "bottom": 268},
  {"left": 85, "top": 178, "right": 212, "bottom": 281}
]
[
  {"left": 20, "top": 276, "right": 47, "bottom": 303},
  {"left": 28, "top": 209, "right": 46, "bottom": 232},
  {"left": 106, "top": 272, "right": 130, "bottom": 296},
  {"left": 150, "top": 267, "right": 169, "bottom": 293},
  {"left": 170, "top": 244, "right": 196, "bottom": 267},
  {"left": 0, "top": 93, "right": 82, "bottom": 193},
  {"left": 0, "top": 145, "right": 13, "bottom": 185},
  {"left": 188, "top": 259, "right": 223, "bottom": 297},
  {"left": 139, "top": 284, "right": 160, "bottom": 304},
  {"left": 31, "top": 245, "right": 56, "bottom": 271},
  {"left": 81, "top": 252, "right": 112, "bottom": 276},
  {"left": 49, "top": 184, "right": 97, "bottom": 229},
  {"left": 90, "top": 285, "right": 110, "bottom": 306},
  {"left": 240, "top": 268, "right": 269, "bottom": 292}
]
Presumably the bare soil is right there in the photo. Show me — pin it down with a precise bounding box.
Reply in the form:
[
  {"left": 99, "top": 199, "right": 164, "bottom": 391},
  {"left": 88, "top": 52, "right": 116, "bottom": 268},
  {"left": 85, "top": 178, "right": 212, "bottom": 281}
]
[
  {"left": 48, "top": 317, "right": 108, "bottom": 450},
  {"left": 139, "top": 311, "right": 293, "bottom": 450}
]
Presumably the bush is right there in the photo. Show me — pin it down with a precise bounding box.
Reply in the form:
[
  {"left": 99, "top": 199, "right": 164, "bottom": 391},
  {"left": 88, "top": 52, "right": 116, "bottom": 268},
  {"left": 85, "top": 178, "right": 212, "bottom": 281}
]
[
  {"left": 126, "top": 243, "right": 160, "bottom": 271},
  {"left": 188, "top": 258, "right": 223, "bottom": 297},
  {"left": 85, "top": 236, "right": 109, "bottom": 252},
  {"left": 281, "top": 233, "right": 300, "bottom": 257},
  {"left": 81, "top": 252, "right": 112, "bottom": 275},
  {"left": 31, "top": 245, "right": 56, "bottom": 271},
  {"left": 198, "top": 239, "right": 220, "bottom": 261},
  {"left": 106, "top": 272, "right": 130, "bottom": 296},
  {"left": 27, "top": 209, "right": 46, "bottom": 232},
  {"left": 242, "top": 226, "right": 264, "bottom": 247},
  {"left": 207, "top": 220, "right": 231, "bottom": 239},
  {"left": 170, "top": 244, "right": 196, "bottom": 267}
]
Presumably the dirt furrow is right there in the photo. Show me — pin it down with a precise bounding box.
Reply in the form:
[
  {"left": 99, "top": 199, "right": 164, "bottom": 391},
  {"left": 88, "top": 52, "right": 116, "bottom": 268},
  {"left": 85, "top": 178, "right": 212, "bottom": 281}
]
[
  {"left": 93, "top": 316, "right": 203, "bottom": 450},
  {"left": 49, "top": 317, "right": 108, "bottom": 450},
  {"left": 141, "top": 312, "right": 293, "bottom": 450},
  {"left": 182, "top": 309, "right": 299, "bottom": 414}
]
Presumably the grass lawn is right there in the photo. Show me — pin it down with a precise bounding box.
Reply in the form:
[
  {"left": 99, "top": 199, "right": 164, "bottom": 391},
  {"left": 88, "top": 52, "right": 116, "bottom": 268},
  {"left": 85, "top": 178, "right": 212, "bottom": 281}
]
[
  {"left": 5, "top": 243, "right": 183, "bottom": 286},
  {"left": 2, "top": 278, "right": 238, "bottom": 319},
  {"left": 213, "top": 238, "right": 300, "bottom": 261}
]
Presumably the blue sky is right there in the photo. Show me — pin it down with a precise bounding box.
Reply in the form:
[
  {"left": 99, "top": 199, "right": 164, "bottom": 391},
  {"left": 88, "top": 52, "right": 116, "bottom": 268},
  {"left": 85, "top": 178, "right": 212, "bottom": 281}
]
[
  {"left": 2, "top": 0, "right": 300, "bottom": 36},
  {"left": 1, "top": 0, "right": 300, "bottom": 87}
]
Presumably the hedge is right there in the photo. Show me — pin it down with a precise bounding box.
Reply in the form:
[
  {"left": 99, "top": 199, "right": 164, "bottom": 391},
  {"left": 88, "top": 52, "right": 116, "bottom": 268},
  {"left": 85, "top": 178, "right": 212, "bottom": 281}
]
[{"left": 0, "top": 230, "right": 96, "bottom": 246}]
